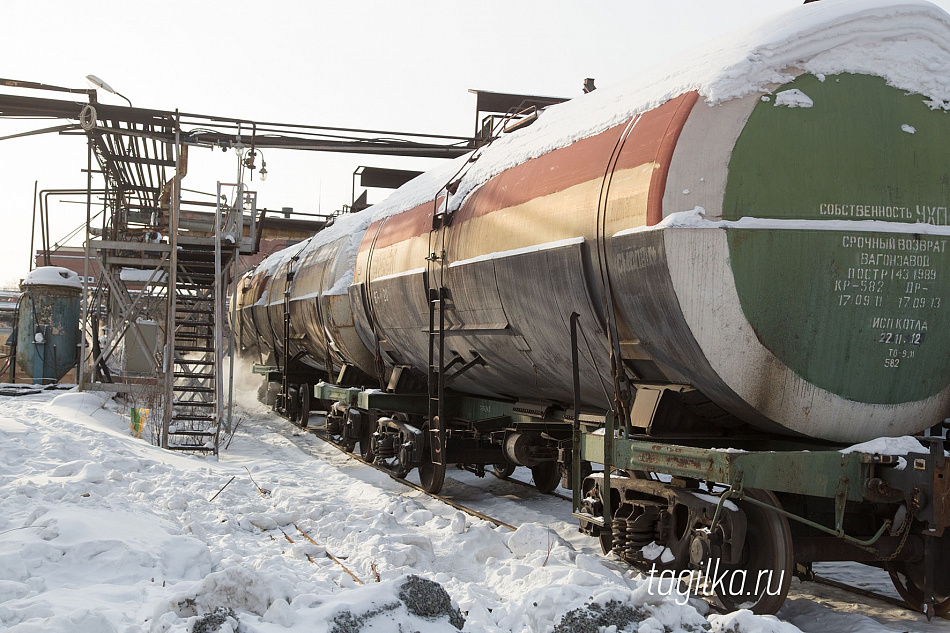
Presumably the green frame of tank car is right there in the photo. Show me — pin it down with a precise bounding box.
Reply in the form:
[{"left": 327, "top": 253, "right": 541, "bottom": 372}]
[
  {"left": 307, "top": 379, "right": 560, "bottom": 424},
  {"left": 575, "top": 411, "right": 948, "bottom": 550},
  {"left": 575, "top": 430, "right": 892, "bottom": 548},
  {"left": 579, "top": 432, "right": 866, "bottom": 500},
  {"left": 273, "top": 377, "right": 943, "bottom": 549}
]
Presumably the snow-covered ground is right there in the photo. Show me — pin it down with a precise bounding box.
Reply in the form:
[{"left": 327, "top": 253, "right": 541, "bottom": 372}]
[{"left": 0, "top": 386, "right": 943, "bottom": 632}]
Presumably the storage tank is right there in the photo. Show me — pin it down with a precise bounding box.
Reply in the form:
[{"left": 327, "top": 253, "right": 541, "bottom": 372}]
[
  {"left": 16, "top": 266, "right": 82, "bottom": 384},
  {"left": 238, "top": 0, "right": 950, "bottom": 443}
]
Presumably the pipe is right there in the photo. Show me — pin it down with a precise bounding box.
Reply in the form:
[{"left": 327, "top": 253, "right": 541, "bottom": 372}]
[
  {"left": 29, "top": 181, "right": 37, "bottom": 272},
  {"left": 794, "top": 535, "right": 923, "bottom": 562},
  {"left": 44, "top": 191, "right": 51, "bottom": 267},
  {"left": 34, "top": 189, "right": 106, "bottom": 269}
]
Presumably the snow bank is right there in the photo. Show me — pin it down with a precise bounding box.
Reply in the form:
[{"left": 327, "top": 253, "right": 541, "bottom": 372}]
[
  {"left": 153, "top": 565, "right": 294, "bottom": 621},
  {"left": 46, "top": 390, "right": 131, "bottom": 435},
  {"left": 2, "top": 377, "right": 924, "bottom": 633},
  {"left": 710, "top": 609, "right": 804, "bottom": 633},
  {"left": 284, "top": 574, "right": 465, "bottom": 632},
  {"left": 506, "top": 522, "right": 569, "bottom": 558}
]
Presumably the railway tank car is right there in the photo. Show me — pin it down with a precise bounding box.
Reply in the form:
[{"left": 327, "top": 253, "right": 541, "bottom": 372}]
[{"left": 236, "top": 0, "right": 950, "bottom": 616}]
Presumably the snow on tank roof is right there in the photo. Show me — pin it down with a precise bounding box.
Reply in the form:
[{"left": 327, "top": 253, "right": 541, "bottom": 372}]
[
  {"left": 22, "top": 266, "right": 82, "bottom": 289},
  {"left": 250, "top": 1, "right": 950, "bottom": 280},
  {"left": 614, "top": 207, "right": 950, "bottom": 237},
  {"left": 247, "top": 154, "right": 467, "bottom": 284},
  {"left": 424, "top": 0, "right": 950, "bottom": 214}
]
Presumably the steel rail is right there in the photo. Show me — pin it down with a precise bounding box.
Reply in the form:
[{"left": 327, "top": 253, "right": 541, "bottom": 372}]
[
  {"left": 810, "top": 574, "right": 950, "bottom": 621},
  {"left": 303, "top": 425, "right": 515, "bottom": 531},
  {"left": 497, "top": 474, "right": 572, "bottom": 502}
]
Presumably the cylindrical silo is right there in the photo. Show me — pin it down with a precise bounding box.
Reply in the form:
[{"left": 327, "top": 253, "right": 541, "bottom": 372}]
[{"left": 16, "top": 266, "right": 82, "bottom": 384}]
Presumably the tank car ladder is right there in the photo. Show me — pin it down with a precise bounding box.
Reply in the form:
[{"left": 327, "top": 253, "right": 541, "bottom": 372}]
[
  {"left": 423, "top": 205, "right": 451, "bottom": 494},
  {"left": 275, "top": 251, "right": 303, "bottom": 422},
  {"left": 421, "top": 151, "right": 490, "bottom": 493}
]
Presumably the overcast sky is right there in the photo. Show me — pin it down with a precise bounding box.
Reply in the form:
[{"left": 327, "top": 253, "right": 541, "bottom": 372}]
[{"left": 2, "top": 0, "right": 949, "bottom": 285}]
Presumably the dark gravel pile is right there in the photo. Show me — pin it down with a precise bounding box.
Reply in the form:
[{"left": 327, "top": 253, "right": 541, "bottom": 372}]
[
  {"left": 191, "top": 607, "right": 237, "bottom": 633},
  {"left": 398, "top": 575, "right": 465, "bottom": 630},
  {"left": 329, "top": 575, "right": 464, "bottom": 632},
  {"left": 553, "top": 600, "right": 647, "bottom": 633}
]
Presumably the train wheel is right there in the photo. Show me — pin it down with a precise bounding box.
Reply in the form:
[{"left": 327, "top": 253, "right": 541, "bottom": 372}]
[
  {"left": 713, "top": 489, "right": 793, "bottom": 615},
  {"left": 418, "top": 461, "right": 445, "bottom": 494},
  {"left": 492, "top": 462, "right": 515, "bottom": 479},
  {"left": 358, "top": 420, "right": 375, "bottom": 461},
  {"left": 294, "top": 384, "right": 310, "bottom": 429},
  {"left": 531, "top": 462, "right": 560, "bottom": 493},
  {"left": 885, "top": 531, "right": 950, "bottom": 617},
  {"left": 419, "top": 417, "right": 446, "bottom": 494},
  {"left": 887, "top": 566, "right": 950, "bottom": 616}
]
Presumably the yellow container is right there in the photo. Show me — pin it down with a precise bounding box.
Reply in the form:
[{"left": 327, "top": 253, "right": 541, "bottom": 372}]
[{"left": 130, "top": 407, "right": 150, "bottom": 437}]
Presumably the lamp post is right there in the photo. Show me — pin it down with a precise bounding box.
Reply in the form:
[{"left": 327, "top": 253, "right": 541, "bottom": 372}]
[
  {"left": 85, "top": 75, "right": 132, "bottom": 107},
  {"left": 243, "top": 149, "right": 268, "bottom": 181}
]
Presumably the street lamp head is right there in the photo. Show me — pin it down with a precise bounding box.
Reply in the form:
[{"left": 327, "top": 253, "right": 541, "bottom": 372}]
[
  {"left": 84, "top": 74, "right": 132, "bottom": 107},
  {"left": 85, "top": 74, "right": 116, "bottom": 94}
]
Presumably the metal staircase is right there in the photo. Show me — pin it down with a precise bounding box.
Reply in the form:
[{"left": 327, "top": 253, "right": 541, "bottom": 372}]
[
  {"left": 0, "top": 79, "right": 475, "bottom": 459},
  {"left": 160, "top": 184, "right": 250, "bottom": 454},
  {"left": 163, "top": 253, "right": 225, "bottom": 452}
]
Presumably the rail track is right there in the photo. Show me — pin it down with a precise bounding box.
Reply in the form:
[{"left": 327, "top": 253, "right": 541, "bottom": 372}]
[
  {"left": 809, "top": 574, "right": 949, "bottom": 621},
  {"left": 311, "top": 431, "right": 518, "bottom": 531},
  {"left": 496, "top": 474, "right": 572, "bottom": 502},
  {"left": 273, "top": 413, "right": 946, "bottom": 624}
]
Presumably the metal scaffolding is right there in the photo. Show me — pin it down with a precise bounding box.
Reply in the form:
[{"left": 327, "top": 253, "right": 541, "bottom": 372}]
[{"left": 0, "top": 77, "right": 475, "bottom": 454}]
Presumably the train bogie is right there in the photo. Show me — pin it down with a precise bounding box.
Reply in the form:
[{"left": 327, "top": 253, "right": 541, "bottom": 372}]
[{"left": 271, "top": 381, "right": 569, "bottom": 494}]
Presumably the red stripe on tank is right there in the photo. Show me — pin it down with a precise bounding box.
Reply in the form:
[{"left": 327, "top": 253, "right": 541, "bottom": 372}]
[
  {"left": 360, "top": 92, "right": 699, "bottom": 251},
  {"left": 357, "top": 200, "right": 438, "bottom": 254},
  {"left": 646, "top": 91, "right": 698, "bottom": 225}
]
